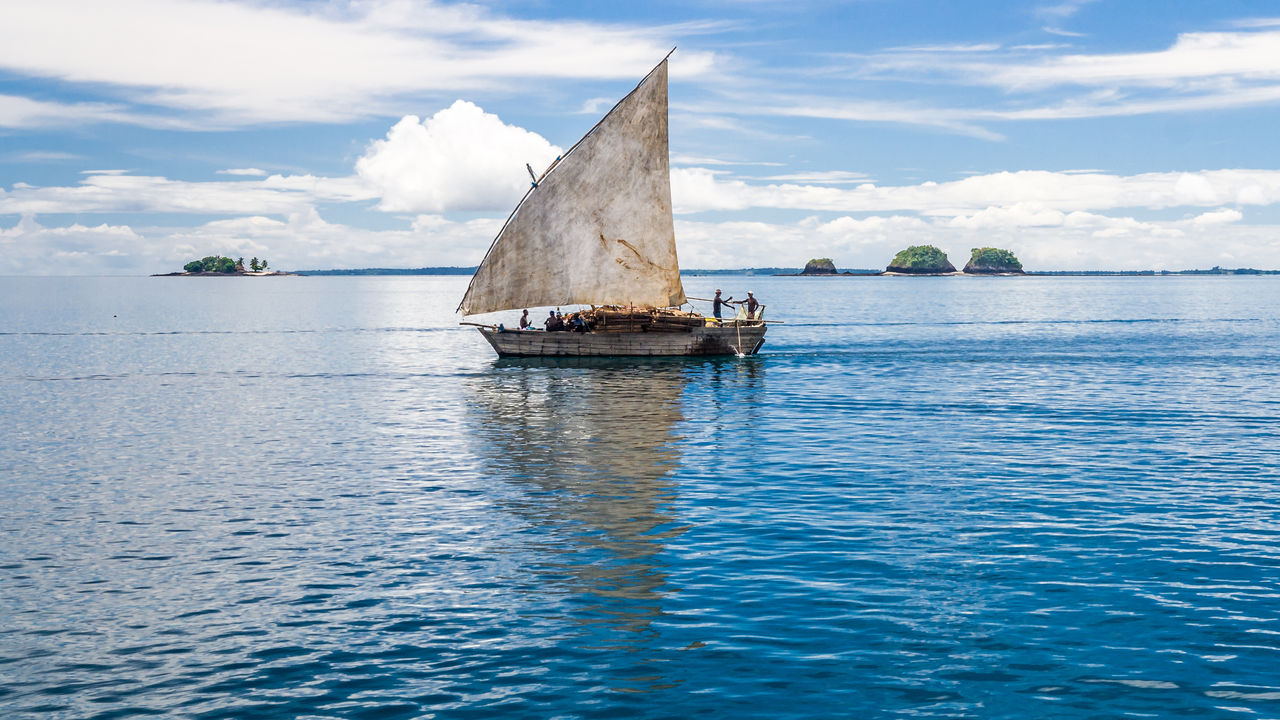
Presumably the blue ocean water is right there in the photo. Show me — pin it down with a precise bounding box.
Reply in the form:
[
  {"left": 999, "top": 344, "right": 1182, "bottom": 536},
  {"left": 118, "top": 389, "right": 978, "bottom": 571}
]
[{"left": 2, "top": 275, "right": 1279, "bottom": 719}]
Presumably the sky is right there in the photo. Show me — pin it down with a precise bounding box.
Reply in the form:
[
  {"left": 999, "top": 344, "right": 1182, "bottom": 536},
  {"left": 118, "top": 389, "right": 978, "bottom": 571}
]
[{"left": 3, "top": 0, "right": 1280, "bottom": 274}]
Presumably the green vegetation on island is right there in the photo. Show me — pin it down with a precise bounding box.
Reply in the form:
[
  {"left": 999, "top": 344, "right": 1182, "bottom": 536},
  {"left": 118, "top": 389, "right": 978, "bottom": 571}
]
[
  {"left": 963, "top": 247, "right": 1024, "bottom": 274},
  {"left": 802, "top": 258, "right": 838, "bottom": 275},
  {"left": 159, "top": 255, "right": 282, "bottom": 276},
  {"left": 886, "top": 245, "right": 956, "bottom": 274},
  {"left": 183, "top": 255, "right": 240, "bottom": 273}
]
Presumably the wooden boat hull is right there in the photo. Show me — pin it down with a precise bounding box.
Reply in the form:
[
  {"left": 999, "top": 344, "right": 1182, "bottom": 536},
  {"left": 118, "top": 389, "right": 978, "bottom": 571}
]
[{"left": 479, "top": 323, "right": 767, "bottom": 357}]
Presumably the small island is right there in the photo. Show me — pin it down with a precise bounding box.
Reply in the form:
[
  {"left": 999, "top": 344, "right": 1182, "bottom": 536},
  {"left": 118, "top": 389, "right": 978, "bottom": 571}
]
[
  {"left": 885, "top": 245, "right": 957, "bottom": 275},
  {"left": 801, "top": 258, "right": 838, "bottom": 275},
  {"left": 153, "top": 255, "right": 294, "bottom": 276},
  {"left": 963, "top": 247, "right": 1025, "bottom": 274},
  {"left": 775, "top": 258, "right": 880, "bottom": 276}
]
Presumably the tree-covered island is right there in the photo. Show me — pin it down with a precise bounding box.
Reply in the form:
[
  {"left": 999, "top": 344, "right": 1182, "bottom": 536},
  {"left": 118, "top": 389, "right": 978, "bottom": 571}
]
[
  {"left": 885, "top": 245, "right": 957, "bottom": 274},
  {"left": 155, "top": 255, "right": 291, "bottom": 276},
  {"left": 963, "top": 247, "right": 1025, "bottom": 274}
]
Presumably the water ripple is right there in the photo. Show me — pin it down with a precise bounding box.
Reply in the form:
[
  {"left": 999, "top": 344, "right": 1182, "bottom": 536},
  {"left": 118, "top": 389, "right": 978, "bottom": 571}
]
[{"left": 3, "top": 276, "right": 1280, "bottom": 718}]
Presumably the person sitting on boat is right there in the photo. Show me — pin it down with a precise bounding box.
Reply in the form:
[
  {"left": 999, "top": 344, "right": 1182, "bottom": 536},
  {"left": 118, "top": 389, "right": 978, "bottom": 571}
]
[
  {"left": 742, "top": 291, "right": 760, "bottom": 319},
  {"left": 569, "top": 314, "right": 588, "bottom": 332},
  {"left": 712, "top": 289, "right": 734, "bottom": 320},
  {"left": 544, "top": 310, "right": 565, "bottom": 331},
  {"left": 519, "top": 309, "right": 531, "bottom": 329}
]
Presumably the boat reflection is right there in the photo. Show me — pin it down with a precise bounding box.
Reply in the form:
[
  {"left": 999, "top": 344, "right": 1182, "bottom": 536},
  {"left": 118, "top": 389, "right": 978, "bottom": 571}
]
[{"left": 464, "top": 358, "right": 693, "bottom": 690}]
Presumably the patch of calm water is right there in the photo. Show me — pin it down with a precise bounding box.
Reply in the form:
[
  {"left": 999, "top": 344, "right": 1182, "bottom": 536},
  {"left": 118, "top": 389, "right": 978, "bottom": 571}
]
[{"left": 2, "top": 275, "right": 1279, "bottom": 718}]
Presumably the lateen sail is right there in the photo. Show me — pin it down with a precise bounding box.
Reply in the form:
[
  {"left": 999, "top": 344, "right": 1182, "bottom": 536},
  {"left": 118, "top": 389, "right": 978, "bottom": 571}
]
[{"left": 458, "top": 59, "right": 686, "bottom": 316}]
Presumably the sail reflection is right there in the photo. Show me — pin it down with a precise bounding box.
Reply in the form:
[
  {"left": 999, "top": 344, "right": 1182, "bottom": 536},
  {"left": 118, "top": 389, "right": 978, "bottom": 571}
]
[{"left": 464, "top": 359, "right": 691, "bottom": 685}]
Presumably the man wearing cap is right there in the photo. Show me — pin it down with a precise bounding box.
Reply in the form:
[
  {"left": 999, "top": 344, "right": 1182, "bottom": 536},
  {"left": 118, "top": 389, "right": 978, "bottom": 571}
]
[
  {"left": 712, "top": 289, "right": 733, "bottom": 320},
  {"left": 742, "top": 291, "right": 760, "bottom": 319}
]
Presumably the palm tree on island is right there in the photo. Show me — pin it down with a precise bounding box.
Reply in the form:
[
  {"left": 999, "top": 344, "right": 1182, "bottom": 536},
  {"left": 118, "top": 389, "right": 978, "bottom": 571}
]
[{"left": 159, "top": 254, "right": 286, "bottom": 276}]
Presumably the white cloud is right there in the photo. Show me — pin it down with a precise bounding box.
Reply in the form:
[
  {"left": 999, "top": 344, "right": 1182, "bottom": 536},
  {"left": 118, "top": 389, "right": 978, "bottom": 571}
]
[
  {"left": 1035, "top": 0, "right": 1099, "bottom": 20},
  {"left": 7, "top": 151, "right": 83, "bottom": 162},
  {"left": 0, "top": 104, "right": 558, "bottom": 217},
  {"left": 671, "top": 166, "right": 1280, "bottom": 215},
  {"left": 6, "top": 160, "right": 1280, "bottom": 228},
  {"left": 163, "top": 208, "right": 499, "bottom": 269},
  {"left": 874, "top": 26, "right": 1280, "bottom": 97},
  {"left": 1189, "top": 208, "right": 1243, "bottom": 225},
  {"left": 778, "top": 25, "right": 1280, "bottom": 135},
  {"left": 669, "top": 155, "right": 785, "bottom": 167},
  {"left": 758, "top": 170, "right": 874, "bottom": 184},
  {"left": 578, "top": 98, "right": 614, "bottom": 114},
  {"left": 1042, "top": 26, "right": 1087, "bottom": 38},
  {"left": 355, "top": 101, "right": 563, "bottom": 213},
  {"left": 0, "top": 93, "right": 181, "bottom": 129},
  {"left": 0, "top": 209, "right": 503, "bottom": 275},
  {"left": 0, "top": 0, "right": 715, "bottom": 126},
  {"left": 705, "top": 95, "right": 1004, "bottom": 140},
  {"left": 0, "top": 214, "right": 146, "bottom": 275},
  {"left": 1231, "top": 18, "right": 1280, "bottom": 29},
  {"left": 885, "top": 43, "right": 1002, "bottom": 53},
  {"left": 8, "top": 161, "right": 1279, "bottom": 234},
  {"left": 5, "top": 195, "right": 1280, "bottom": 275},
  {"left": 946, "top": 202, "right": 1067, "bottom": 229},
  {"left": 987, "top": 30, "right": 1280, "bottom": 90},
  {"left": 677, "top": 212, "right": 1280, "bottom": 272},
  {"left": 0, "top": 171, "right": 377, "bottom": 216}
]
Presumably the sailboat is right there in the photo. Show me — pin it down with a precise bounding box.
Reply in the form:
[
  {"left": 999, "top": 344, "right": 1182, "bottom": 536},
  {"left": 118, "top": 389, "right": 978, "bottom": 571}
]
[{"left": 457, "top": 54, "right": 768, "bottom": 358}]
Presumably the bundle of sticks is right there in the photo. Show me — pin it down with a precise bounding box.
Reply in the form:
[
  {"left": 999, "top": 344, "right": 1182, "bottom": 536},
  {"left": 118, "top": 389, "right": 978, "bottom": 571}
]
[{"left": 574, "top": 306, "right": 703, "bottom": 333}]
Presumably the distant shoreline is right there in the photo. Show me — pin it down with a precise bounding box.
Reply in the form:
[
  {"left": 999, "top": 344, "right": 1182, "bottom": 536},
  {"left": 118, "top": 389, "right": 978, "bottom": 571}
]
[
  {"left": 282, "top": 266, "right": 1280, "bottom": 277},
  {"left": 290, "top": 267, "right": 811, "bottom": 276}
]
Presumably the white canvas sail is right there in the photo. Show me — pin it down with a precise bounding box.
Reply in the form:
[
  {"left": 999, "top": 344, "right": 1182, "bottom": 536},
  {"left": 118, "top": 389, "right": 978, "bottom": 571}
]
[{"left": 458, "top": 59, "right": 686, "bottom": 316}]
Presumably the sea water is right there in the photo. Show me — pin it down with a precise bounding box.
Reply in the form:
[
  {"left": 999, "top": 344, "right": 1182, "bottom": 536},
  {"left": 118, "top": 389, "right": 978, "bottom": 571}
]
[{"left": 2, "top": 275, "right": 1279, "bottom": 719}]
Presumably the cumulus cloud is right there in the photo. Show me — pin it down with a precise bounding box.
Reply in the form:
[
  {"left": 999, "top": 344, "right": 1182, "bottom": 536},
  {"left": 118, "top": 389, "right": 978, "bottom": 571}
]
[
  {"left": 162, "top": 208, "right": 499, "bottom": 270},
  {"left": 671, "top": 167, "right": 1280, "bottom": 215},
  {"left": 6, "top": 161, "right": 1280, "bottom": 235},
  {"left": 0, "top": 214, "right": 147, "bottom": 275},
  {"left": 5, "top": 198, "right": 1280, "bottom": 275},
  {"left": 7, "top": 159, "right": 1280, "bottom": 227},
  {"left": 7, "top": 108, "right": 1280, "bottom": 275},
  {"left": 355, "top": 101, "right": 563, "bottom": 213},
  {"left": 0, "top": 209, "right": 503, "bottom": 275},
  {"left": 946, "top": 203, "right": 1067, "bottom": 229},
  {"left": 1189, "top": 208, "right": 1244, "bottom": 225},
  {"left": 676, "top": 212, "right": 1280, "bottom": 271}
]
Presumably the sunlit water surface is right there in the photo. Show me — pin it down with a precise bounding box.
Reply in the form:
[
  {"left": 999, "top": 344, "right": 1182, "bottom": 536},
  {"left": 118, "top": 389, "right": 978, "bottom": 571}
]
[{"left": 2, "top": 275, "right": 1279, "bottom": 719}]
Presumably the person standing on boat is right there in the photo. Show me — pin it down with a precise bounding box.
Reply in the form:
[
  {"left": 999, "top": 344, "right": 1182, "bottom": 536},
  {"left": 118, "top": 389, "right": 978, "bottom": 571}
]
[
  {"left": 519, "top": 310, "right": 531, "bottom": 329},
  {"left": 742, "top": 291, "right": 760, "bottom": 319},
  {"left": 712, "top": 289, "right": 734, "bottom": 320}
]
